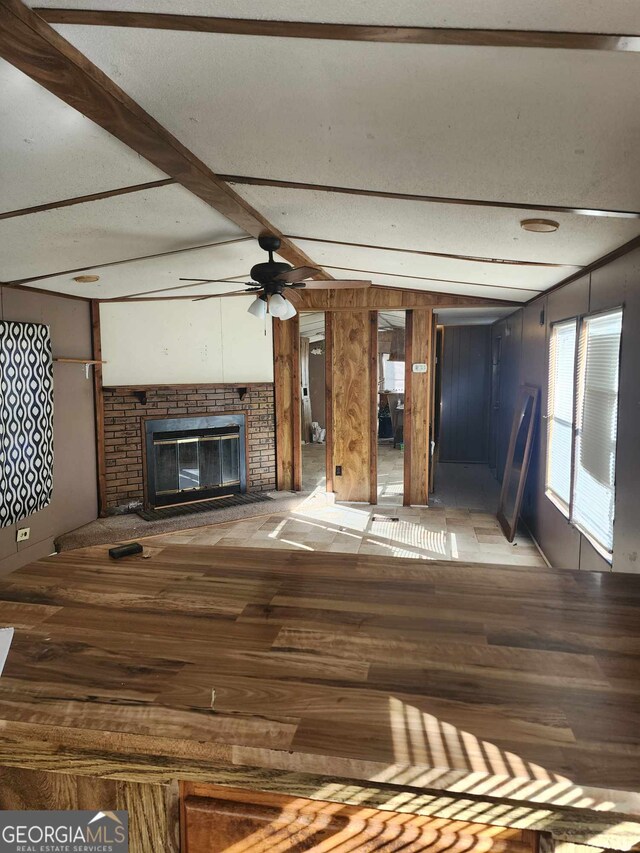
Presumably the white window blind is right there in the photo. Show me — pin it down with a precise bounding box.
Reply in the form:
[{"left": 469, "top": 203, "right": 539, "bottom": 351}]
[
  {"left": 571, "top": 309, "right": 622, "bottom": 555},
  {"left": 546, "top": 319, "right": 577, "bottom": 511}
]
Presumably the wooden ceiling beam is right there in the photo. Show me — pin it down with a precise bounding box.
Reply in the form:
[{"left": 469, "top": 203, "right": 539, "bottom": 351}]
[
  {"left": 223, "top": 174, "right": 640, "bottom": 221},
  {"left": 0, "top": 177, "right": 175, "bottom": 221},
  {"left": 34, "top": 10, "right": 640, "bottom": 53},
  {"left": 0, "top": 0, "right": 330, "bottom": 278}
]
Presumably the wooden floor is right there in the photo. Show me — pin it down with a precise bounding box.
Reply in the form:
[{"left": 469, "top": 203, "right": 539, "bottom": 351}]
[{"left": 0, "top": 544, "right": 639, "bottom": 827}]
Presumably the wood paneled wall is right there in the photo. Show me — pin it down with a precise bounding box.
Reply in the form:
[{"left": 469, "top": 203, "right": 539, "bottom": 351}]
[
  {"left": 289, "top": 287, "right": 514, "bottom": 311},
  {"left": 275, "top": 304, "right": 435, "bottom": 503},
  {"left": 329, "top": 311, "right": 376, "bottom": 502},
  {"left": 273, "top": 315, "right": 301, "bottom": 491},
  {"left": 404, "top": 308, "right": 433, "bottom": 506}
]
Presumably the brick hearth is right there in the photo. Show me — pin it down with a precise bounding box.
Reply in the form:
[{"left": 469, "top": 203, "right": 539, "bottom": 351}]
[{"left": 102, "top": 384, "right": 276, "bottom": 513}]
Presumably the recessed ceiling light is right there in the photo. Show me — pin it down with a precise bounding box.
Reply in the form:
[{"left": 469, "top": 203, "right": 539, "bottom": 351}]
[
  {"left": 73, "top": 275, "right": 100, "bottom": 283},
  {"left": 520, "top": 218, "right": 559, "bottom": 233}
]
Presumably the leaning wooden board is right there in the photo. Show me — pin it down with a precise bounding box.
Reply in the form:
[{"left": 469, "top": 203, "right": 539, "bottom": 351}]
[{"left": 0, "top": 544, "right": 638, "bottom": 851}]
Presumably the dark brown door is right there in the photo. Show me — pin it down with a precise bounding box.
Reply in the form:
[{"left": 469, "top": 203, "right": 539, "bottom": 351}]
[{"left": 439, "top": 325, "right": 491, "bottom": 463}]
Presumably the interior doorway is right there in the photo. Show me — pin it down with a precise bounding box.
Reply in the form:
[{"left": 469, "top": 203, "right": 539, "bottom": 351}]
[
  {"left": 376, "top": 311, "right": 406, "bottom": 506},
  {"left": 431, "top": 322, "right": 498, "bottom": 511},
  {"left": 439, "top": 325, "right": 491, "bottom": 464},
  {"left": 299, "top": 312, "right": 326, "bottom": 493},
  {"left": 299, "top": 309, "right": 406, "bottom": 504}
]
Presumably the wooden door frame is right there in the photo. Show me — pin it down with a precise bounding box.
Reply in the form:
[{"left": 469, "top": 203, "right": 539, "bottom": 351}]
[
  {"left": 369, "top": 311, "right": 378, "bottom": 504},
  {"left": 273, "top": 315, "right": 302, "bottom": 491},
  {"left": 403, "top": 311, "right": 414, "bottom": 507},
  {"left": 324, "top": 312, "right": 334, "bottom": 495}
]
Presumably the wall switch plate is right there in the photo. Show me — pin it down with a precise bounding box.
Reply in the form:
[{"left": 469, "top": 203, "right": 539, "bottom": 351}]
[
  {"left": 412, "top": 363, "right": 428, "bottom": 373},
  {"left": 16, "top": 527, "right": 30, "bottom": 543},
  {"left": 335, "top": 465, "right": 342, "bottom": 476}
]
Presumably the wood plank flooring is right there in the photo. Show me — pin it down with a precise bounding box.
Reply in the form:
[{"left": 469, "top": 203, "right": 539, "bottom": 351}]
[{"left": 0, "top": 544, "right": 639, "bottom": 830}]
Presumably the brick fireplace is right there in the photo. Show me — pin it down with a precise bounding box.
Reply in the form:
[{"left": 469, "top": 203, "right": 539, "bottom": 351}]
[{"left": 102, "top": 384, "right": 275, "bottom": 514}]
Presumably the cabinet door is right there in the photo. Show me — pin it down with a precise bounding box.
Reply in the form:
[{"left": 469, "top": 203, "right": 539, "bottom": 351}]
[{"left": 183, "top": 785, "right": 539, "bottom": 853}]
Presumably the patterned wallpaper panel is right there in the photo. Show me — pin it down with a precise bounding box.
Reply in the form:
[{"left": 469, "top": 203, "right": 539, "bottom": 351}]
[{"left": 0, "top": 322, "right": 54, "bottom": 528}]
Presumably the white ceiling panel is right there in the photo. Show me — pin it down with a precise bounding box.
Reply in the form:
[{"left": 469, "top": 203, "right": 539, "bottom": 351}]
[
  {"left": 231, "top": 184, "right": 640, "bottom": 267},
  {"left": 14, "top": 237, "right": 267, "bottom": 299},
  {"left": 0, "top": 60, "right": 165, "bottom": 213},
  {"left": 55, "top": 27, "right": 640, "bottom": 210},
  {"left": 0, "top": 184, "right": 247, "bottom": 282},
  {"left": 29, "top": 0, "right": 640, "bottom": 32},
  {"left": 291, "top": 240, "right": 576, "bottom": 293},
  {"left": 325, "top": 269, "right": 531, "bottom": 303}
]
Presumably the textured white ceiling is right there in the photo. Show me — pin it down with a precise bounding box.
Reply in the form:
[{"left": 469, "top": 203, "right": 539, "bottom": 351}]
[
  {"left": 0, "top": 60, "right": 165, "bottom": 213},
  {"left": 0, "top": 184, "right": 247, "bottom": 282},
  {"left": 325, "top": 269, "right": 530, "bottom": 302},
  {"left": 55, "top": 27, "right": 640, "bottom": 211},
  {"left": 230, "top": 184, "right": 640, "bottom": 267},
  {"left": 292, "top": 239, "right": 571, "bottom": 292},
  {"left": 29, "top": 0, "right": 640, "bottom": 32},
  {"left": 14, "top": 237, "right": 267, "bottom": 299}
]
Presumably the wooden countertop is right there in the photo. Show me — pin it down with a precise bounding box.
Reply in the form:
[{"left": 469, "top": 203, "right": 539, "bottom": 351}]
[{"left": 0, "top": 544, "right": 639, "bottom": 848}]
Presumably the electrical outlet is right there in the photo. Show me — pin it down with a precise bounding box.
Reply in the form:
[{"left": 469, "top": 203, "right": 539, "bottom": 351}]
[
  {"left": 335, "top": 465, "right": 342, "bottom": 476},
  {"left": 16, "top": 527, "right": 30, "bottom": 543}
]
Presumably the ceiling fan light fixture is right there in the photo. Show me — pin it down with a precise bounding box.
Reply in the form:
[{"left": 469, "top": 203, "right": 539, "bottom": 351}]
[
  {"left": 268, "top": 293, "right": 289, "bottom": 319},
  {"left": 247, "top": 295, "right": 268, "bottom": 319},
  {"left": 280, "top": 298, "right": 298, "bottom": 320}
]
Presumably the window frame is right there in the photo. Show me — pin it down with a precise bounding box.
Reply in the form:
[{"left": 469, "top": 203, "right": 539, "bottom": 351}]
[
  {"left": 544, "top": 305, "right": 624, "bottom": 562},
  {"left": 545, "top": 317, "right": 578, "bottom": 518}
]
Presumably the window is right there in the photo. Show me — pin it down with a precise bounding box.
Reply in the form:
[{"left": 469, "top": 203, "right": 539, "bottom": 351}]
[
  {"left": 545, "top": 308, "right": 623, "bottom": 558},
  {"left": 546, "top": 319, "right": 577, "bottom": 512},
  {"left": 381, "top": 353, "right": 405, "bottom": 393},
  {"left": 571, "top": 309, "right": 623, "bottom": 555}
]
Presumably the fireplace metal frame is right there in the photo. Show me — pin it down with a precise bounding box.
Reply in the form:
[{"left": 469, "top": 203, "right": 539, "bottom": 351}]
[{"left": 143, "top": 413, "right": 247, "bottom": 508}]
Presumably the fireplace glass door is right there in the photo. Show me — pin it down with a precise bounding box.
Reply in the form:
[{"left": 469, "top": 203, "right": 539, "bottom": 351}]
[{"left": 153, "top": 430, "right": 241, "bottom": 504}]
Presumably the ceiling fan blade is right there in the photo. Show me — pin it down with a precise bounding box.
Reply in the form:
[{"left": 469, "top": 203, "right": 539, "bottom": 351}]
[
  {"left": 179, "top": 278, "right": 250, "bottom": 284},
  {"left": 274, "top": 266, "right": 321, "bottom": 283},
  {"left": 193, "top": 289, "right": 262, "bottom": 303},
  {"left": 299, "top": 280, "right": 372, "bottom": 290}
]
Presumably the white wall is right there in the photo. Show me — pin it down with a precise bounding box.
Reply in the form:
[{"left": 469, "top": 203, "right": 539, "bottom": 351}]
[{"left": 100, "top": 299, "right": 274, "bottom": 386}]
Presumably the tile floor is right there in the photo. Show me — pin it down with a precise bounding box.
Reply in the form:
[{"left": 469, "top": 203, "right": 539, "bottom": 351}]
[
  {"left": 148, "top": 445, "right": 546, "bottom": 567},
  {"left": 302, "top": 440, "right": 406, "bottom": 506}
]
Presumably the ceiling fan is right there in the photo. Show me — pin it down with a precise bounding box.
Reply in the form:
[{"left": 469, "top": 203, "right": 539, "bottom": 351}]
[{"left": 179, "top": 235, "right": 371, "bottom": 321}]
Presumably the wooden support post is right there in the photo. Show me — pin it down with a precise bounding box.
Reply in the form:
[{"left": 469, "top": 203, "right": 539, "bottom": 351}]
[
  {"left": 90, "top": 300, "right": 107, "bottom": 516},
  {"left": 330, "top": 311, "right": 373, "bottom": 502},
  {"left": 404, "top": 308, "right": 433, "bottom": 506},
  {"left": 273, "top": 315, "right": 301, "bottom": 491},
  {"left": 324, "top": 312, "right": 334, "bottom": 495},
  {"left": 369, "top": 311, "right": 378, "bottom": 504}
]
